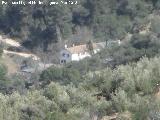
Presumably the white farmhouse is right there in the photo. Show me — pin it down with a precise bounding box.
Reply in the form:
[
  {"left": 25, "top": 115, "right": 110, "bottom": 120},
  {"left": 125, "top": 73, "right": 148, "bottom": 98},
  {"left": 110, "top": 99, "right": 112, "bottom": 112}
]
[
  {"left": 59, "top": 42, "right": 106, "bottom": 64},
  {"left": 60, "top": 49, "right": 72, "bottom": 64}
]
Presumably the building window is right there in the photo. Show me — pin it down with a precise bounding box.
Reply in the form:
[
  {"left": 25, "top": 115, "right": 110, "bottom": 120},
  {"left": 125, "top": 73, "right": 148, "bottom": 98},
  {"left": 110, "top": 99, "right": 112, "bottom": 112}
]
[
  {"left": 61, "top": 60, "right": 66, "bottom": 64},
  {"left": 62, "top": 53, "right": 65, "bottom": 57}
]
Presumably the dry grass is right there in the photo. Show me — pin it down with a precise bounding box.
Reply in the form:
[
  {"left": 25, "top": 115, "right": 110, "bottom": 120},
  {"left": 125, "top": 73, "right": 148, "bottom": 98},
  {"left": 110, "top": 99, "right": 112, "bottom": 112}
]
[
  {"left": 101, "top": 111, "right": 132, "bottom": 120},
  {"left": 101, "top": 113, "right": 118, "bottom": 120},
  {"left": 0, "top": 35, "right": 21, "bottom": 47},
  {"left": 1, "top": 54, "right": 18, "bottom": 75}
]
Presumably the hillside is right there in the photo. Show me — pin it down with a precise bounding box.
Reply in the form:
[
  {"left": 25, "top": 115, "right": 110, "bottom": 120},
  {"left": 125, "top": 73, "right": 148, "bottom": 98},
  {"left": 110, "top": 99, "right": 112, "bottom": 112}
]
[
  {"left": 0, "top": 0, "right": 160, "bottom": 53},
  {"left": 0, "top": 54, "right": 18, "bottom": 74},
  {"left": 0, "top": 35, "right": 54, "bottom": 77},
  {"left": 0, "top": 0, "right": 160, "bottom": 120}
]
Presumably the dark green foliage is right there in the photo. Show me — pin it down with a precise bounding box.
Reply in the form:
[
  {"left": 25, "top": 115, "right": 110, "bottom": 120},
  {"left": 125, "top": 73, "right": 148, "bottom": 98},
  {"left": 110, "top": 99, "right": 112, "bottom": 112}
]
[
  {"left": 129, "top": 94, "right": 150, "bottom": 120},
  {"left": 65, "top": 55, "right": 102, "bottom": 75},
  {"left": 1, "top": 56, "right": 160, "bottom": 120},
  {"left": 0, "top": 63, "right": 11, "bottom": 93},
  {"left": 151, "top": 17, "right": 160, "bottom": 34},
  {"left": 0, "top": 0, "right": 72, "bottom": 51},
  {"left": 0, "top": 64, "right": 7, "bottom": 81},
  {"left": 111, "top": 90, "right": 130, "bottom": 112},
  {"left": 1, "top": 0, "right": 160, "bottom": 120},
  {"left": 97, "top": 32, "right": 160, "bottom": 68},
  {"left": 40, "top": 67, "right": 81, "bottom": 85},
  {"left": 0, "top": 0, "right": 156, "bottom": 52},
  {"left": 130, "top": 34, "right": 160, "bottom": 57},
  {"left": 0, "top": 47, "right": 3, "bottom": 57},
  {"left": 40, "top": 67, "right": 63, "bottom": 82}
]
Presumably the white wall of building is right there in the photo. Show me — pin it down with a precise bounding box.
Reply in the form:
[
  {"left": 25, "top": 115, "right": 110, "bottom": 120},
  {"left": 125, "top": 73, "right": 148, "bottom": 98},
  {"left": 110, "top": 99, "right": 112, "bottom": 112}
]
[
  {"left": 71, "top": 52, "right": 91, "bottom": 61},
  {"left": 60, "top": 49, "right": 71, "bottom": 64},
  {"left": 60, "top": 46, "right": 104, "bottom": 64}
]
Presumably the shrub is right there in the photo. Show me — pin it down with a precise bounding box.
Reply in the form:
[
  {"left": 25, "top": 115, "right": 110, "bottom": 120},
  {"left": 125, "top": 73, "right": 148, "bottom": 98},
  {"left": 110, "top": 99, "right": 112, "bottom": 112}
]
[
  {"left": 0, "top": 47, "right": 3, "bottom": 57},
  {"left": 40, "top": 67, "right": 81, "bottom": 86},
  {"left": 111, "top": 89, "right": 130, "bottom": 112},
  {"left": 149, "top": 98, "right": 160, "bottom": 120},
  {"left": 0, "top": 64, "right": 9, "bottom": 92},
  {"left": 129, "top": 94, "right": 149, "bottom": 120},
  {"left": 118, "top": 57, "right": 160, "bottom": 95},
  {"left": 40, "top": 67, "right": 63, "bottom": 85}
]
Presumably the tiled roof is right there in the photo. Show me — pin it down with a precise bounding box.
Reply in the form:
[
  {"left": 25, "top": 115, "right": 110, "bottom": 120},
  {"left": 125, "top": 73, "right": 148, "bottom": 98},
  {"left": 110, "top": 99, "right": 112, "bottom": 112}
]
[{"left": 66, "top": 42, "right": 105, "bottom": 54}]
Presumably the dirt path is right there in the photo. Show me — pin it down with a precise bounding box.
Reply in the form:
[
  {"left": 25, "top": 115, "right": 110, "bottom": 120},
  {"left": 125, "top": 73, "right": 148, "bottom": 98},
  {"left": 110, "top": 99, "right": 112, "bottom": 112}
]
[
  {"left": 0, "top": 35, "right": 40, "bottom": 60},
  {"left": 0, "top": 35, "right": 21, "bottom": 47},
  {"left": 0, "top": 35, "right": 54, "bottom": 73},
  {"left": 3, "top": 50, "right": 40, "bottom": 61},
  {"left": 1, "top": 55, "right": 18, "bottom": 74}
]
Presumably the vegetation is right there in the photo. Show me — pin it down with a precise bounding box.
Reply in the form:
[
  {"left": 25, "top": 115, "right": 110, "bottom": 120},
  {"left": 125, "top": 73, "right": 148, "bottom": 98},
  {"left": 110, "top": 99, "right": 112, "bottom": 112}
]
[
  {"left": 1, "top": 0, "right": 160, "bottom": 120},
  {"left": 1, "top": 56, "right": 160, "bottom": 119},
  {"left": 0, "top": 0, "right": 159, "bottom": 52}
]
